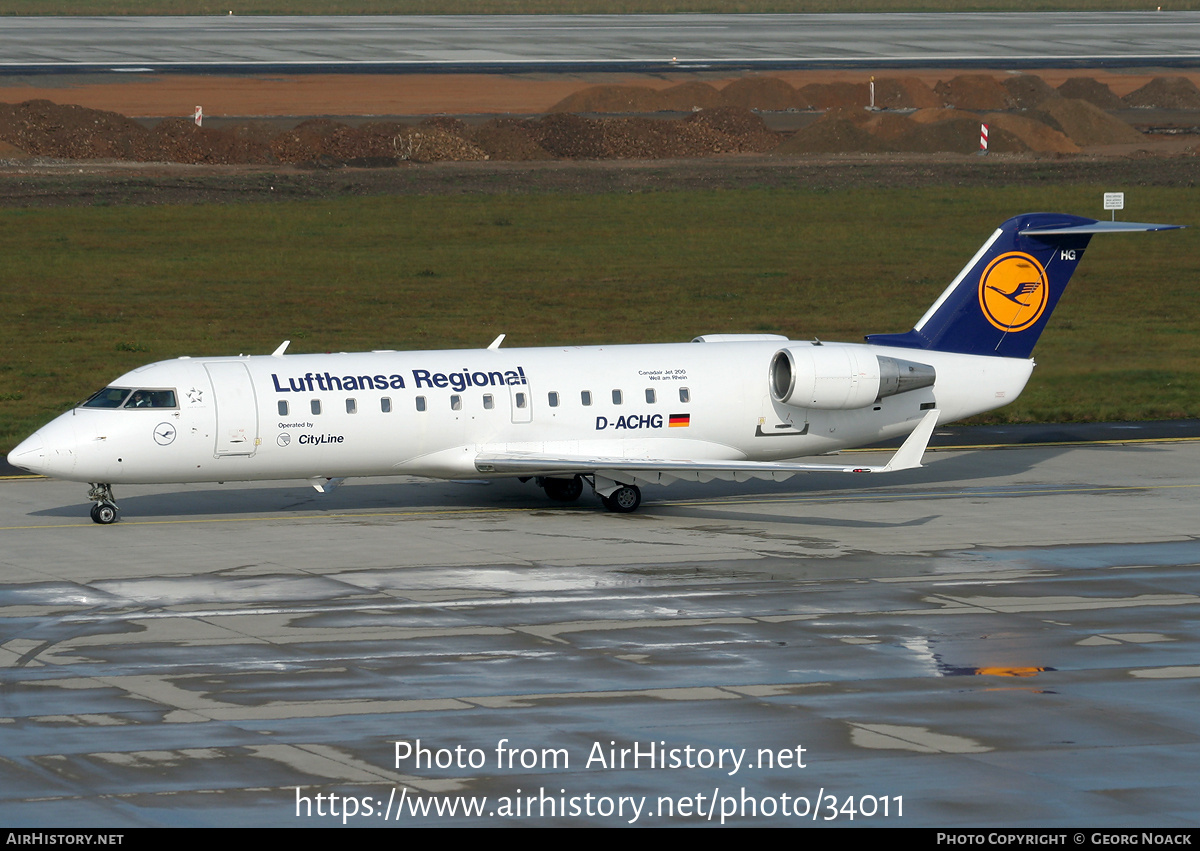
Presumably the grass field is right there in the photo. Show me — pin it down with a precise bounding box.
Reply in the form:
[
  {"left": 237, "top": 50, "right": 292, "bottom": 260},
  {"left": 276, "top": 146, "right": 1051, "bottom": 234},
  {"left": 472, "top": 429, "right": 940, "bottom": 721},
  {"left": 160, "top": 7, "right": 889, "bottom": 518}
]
[
  {"left": 3, "top": 0, "right": 1198, "bottom": 15},
  {"left": 2, "top": 184, "right": 1196, "bottom": 451}
]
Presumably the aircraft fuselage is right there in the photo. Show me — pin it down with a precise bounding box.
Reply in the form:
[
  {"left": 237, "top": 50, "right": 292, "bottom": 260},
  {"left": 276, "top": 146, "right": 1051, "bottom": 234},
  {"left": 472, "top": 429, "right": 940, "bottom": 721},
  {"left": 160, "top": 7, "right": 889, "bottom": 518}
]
[{"left": 12, "top": 339, "right": 1030, "bottom": 486}]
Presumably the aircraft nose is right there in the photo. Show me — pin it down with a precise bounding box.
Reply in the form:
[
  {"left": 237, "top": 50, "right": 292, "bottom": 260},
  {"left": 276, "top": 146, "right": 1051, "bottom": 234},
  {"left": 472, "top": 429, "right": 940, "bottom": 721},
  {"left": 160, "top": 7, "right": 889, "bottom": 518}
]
[{"left": 7, "top": 432, "right": 45, "bottom": 475}]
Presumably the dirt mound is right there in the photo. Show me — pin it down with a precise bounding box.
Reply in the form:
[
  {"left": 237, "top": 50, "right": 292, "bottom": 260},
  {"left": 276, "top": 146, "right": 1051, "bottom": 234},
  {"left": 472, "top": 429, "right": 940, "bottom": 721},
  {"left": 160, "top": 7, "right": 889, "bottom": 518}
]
[
  {"left": 891, "top": 115, "right": 1025, "bottom": 154},
  {"left": 266, "top": 118, "right": 489, "bottom": 164},
  {"left": 1033, "top": 98, "right": 1144, "bottom": 147},
  {"left": 657, "top": 81, "right": 726, "bottom": 111},
  {"left": 602, "top": 117, "right": 691, "bottom": 158},
  {"left": 548, "top": 85, "right": 664, "bottom": 114},
  {"left": 982, "top": 112, "right": 1078, "bottom": 154},
  {"left": 530, "top": 113, "right": 608, "bottom": 158},
  {"left": 860, "top": 111, "right": 920, "bottom": 142},
  {"left": 470, "top": 118, "right": 553, "bottom": 161},
  {"left": 529, "top": 107, "right": 780, "bottom": 159},
  {"left": 269, "top": 118, "right": 352, "bottom": 162},
  {"left": 871, "top": 77, "right": 941, "bottom": 109},
  {"left": 1003, "top": 75, "right": 1060, "bottom": 109},
  {"left": 0, "top": 99, "right": 150, "bottom": 160},
  {"left": 796, "top": 82, "right": 871, "bottom": 110},
  {"left": 1057, "top": 77, "right": 1124, "bottom": 110},
  {"left": 0, "top": 76, "right": 1188, "bottom": 167},
  {"left": 773, "top": 114, "right": 877, "bottom": 154},
  {"left": 0, "top": 97, "right": 786, "bottom": 165},
  {"left": 776, "top": 105, "right": 1055, "bottom": 155},
  {"left": 393, "top": 125, "right": 488, "bottom": 162},
  {"left": 684, "top": 105, "right": 770, "bottom": 137},
  {"left": 152, "top": 117, "right": 275, "bottom": 164},
  {"left": 419, "top": 116, "right": 469, "bottom": 134},
  {"left": 720, "top": 77, "right": 797, "bottom": 111},
  {"left": 909, "top": 107, "right": 975, "bottom": 125},
  {"left": 1123, "top": 77, "right": 1200, "bottom": 109},
  {"left": 934, "top": 75, "right": 1012, "bottom": 110}
]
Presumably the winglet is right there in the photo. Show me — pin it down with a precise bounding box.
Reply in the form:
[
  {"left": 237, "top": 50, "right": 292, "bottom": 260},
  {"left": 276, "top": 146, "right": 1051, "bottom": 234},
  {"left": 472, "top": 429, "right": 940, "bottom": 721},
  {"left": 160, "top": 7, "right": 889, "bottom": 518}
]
[{"left": 880, "top": 408, "right": 940, "bottom": 472}]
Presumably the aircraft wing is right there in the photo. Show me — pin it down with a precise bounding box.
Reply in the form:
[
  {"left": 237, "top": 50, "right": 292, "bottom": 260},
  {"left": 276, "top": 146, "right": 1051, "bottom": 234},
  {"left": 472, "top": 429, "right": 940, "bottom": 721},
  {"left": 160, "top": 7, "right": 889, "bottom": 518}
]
[{"left": 475, "top": 409, "right": 940, "bottom": 485}]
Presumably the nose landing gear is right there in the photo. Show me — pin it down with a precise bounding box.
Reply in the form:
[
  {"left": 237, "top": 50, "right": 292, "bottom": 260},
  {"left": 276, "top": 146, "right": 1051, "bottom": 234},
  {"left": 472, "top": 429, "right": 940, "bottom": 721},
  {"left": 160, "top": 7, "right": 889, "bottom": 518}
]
[{"left": 87, "top": 483, "right": 119, "bottom": 525}]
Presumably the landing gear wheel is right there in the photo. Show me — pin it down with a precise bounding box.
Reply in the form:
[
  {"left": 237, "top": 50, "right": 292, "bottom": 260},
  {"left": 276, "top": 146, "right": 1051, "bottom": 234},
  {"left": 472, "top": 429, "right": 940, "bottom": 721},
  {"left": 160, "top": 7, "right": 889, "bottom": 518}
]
[
  {"left": 543, "top": 475, "right": 584, "bottom": 502},
  {"left": 90, "top": 503, "right": 118, "bottom": 525},
  {"left": 87, "top": 483, "right": 119, "bottom": 524},
  {"left": 601, "top": 485, "right": 641, "bottom": 513}
]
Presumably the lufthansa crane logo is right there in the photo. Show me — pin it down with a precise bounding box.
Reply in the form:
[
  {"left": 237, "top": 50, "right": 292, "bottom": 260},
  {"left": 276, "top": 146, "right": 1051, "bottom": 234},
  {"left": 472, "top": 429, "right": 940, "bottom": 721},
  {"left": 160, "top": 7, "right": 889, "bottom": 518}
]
[{"left": 978, "top": 252, "right": 1048, "bottom": 333}]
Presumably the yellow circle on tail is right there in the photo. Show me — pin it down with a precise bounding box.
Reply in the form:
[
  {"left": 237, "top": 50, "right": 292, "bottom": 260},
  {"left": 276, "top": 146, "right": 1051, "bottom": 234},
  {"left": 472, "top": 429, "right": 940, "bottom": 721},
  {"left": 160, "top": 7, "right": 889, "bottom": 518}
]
[{"left": 978, "top": 252, "right": 1048, "bottom": 333}]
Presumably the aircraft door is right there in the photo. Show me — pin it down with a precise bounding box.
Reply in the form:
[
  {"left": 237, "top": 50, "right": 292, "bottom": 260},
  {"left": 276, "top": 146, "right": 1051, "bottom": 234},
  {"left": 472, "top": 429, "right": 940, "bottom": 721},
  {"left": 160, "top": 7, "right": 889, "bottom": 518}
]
[{"left": 205, "top": 361, "right": 260, "bottom": 456}]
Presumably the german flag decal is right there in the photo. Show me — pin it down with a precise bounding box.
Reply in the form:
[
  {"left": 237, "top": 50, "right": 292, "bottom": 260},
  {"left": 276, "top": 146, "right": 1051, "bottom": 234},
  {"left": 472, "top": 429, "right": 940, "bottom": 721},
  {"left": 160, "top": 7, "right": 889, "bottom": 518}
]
[{"left": 669, "top": 414, "right": 690, "bottom": 428}]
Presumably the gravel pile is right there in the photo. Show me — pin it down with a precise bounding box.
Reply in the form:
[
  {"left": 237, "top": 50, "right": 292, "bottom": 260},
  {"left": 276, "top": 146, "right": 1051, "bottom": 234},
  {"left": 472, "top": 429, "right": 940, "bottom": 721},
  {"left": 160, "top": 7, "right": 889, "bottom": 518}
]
[{"left": 0, "top": 74, "right": 1190, "bottom": 165}]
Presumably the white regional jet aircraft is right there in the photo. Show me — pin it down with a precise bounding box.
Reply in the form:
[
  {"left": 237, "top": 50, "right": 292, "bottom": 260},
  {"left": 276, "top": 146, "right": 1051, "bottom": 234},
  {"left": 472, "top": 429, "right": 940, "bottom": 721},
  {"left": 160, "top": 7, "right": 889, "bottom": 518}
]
[{"left": 7, "top": 213, "right": 1179, "bottom": 523}]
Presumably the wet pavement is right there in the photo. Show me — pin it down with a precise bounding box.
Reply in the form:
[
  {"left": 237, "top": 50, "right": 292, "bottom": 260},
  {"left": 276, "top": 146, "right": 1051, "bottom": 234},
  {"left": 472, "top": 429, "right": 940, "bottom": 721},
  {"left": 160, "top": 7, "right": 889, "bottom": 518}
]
[{"left": 1, "top": 439, "right": 1198, "bottom": 826}]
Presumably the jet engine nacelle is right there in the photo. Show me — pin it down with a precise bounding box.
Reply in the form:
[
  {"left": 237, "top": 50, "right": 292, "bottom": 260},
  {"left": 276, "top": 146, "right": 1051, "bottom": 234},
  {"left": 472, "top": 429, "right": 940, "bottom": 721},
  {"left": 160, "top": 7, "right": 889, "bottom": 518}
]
[{"left": 770, "top": 345, "right": 936, "bottom": 410}]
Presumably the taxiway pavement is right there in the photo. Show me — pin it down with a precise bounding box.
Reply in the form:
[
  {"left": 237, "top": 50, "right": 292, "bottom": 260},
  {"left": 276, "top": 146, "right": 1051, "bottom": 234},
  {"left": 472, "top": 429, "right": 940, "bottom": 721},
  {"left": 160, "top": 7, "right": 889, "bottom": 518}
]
[
  {"left": 2, "top": 438, "right": 1198, "bottom": 826},
  {"left": 2, "top": 13, "right": 1199, "bottom": 73}
]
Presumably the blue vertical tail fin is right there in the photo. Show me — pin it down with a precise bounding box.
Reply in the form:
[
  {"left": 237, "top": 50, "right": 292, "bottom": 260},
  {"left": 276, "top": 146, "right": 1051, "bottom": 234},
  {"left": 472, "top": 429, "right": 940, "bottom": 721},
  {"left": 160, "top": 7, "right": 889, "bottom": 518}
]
[{"left": 866, "top": 213, "right": 1180, "bottom": 358}]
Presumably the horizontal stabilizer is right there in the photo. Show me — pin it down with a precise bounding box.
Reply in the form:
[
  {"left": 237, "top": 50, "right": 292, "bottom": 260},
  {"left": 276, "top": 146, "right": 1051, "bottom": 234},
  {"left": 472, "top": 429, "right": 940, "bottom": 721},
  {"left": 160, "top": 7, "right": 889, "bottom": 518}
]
[{"left": 1019, "top": 221, "right": 1182, "bottom": 235}]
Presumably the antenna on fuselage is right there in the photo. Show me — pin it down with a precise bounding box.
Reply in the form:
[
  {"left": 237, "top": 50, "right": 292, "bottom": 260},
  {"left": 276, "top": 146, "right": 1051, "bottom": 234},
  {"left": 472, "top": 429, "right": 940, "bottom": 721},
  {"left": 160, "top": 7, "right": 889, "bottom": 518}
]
[
  {"left": 488, "top": 334, "right": 505, "bottom": 350},
  {"left": 272, "top": 341, "right": 290, "bottom": 357}
]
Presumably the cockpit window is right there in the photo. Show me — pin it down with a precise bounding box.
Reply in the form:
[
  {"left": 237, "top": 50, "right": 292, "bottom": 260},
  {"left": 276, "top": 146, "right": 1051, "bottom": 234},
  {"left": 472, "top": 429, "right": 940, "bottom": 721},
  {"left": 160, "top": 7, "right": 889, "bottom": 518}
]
[
  {"left": 123, "top": 389, "right": 177, "bottom": 409},
  {"left": 82, "top": 387, "right": 178, "bottom": 409},
  {"left": 82, "top": 387, "right": 132, "bottom": 408}
]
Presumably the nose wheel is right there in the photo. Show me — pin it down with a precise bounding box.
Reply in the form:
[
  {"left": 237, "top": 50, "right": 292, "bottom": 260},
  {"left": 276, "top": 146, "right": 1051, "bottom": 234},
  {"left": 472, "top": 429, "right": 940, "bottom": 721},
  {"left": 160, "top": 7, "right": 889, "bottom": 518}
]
[
  {"left": 90, "top": 502, "right": 119, "bottom": 525},
  {"left": 87, "top": 483, "right": 120, "bottom": 525}
]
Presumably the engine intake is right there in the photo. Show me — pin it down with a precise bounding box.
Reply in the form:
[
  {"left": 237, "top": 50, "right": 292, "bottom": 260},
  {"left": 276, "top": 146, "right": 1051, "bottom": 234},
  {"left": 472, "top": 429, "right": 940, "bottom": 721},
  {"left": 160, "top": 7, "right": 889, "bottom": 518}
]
[{"left": 770, "top": 345, "right": 936, "bottom": 410}]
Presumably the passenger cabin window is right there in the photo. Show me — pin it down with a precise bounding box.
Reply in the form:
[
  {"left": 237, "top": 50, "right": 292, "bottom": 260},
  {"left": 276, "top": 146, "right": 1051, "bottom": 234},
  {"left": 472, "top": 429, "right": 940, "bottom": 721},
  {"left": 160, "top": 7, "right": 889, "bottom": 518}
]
[
  {"left": 581, "top": 391, "right": 592, "bottom": 406},
  {"left": 483, "top": 394, "right": 494, "bottom": 410},
  {"left": 381, "top": 397, "right": 392, "bottom": 413},
  {"left": 451, "top": 395, "right": 462, "bottom": 411},
  {"left": 416, "top": 396, "right": 427, "bottom": 412},
  {"left": 311, "top": 399, "right": 321, "bottom": 415},
  {"left": 679, "top": 387, "right": 690, "bottom": 403},
  {"left": 124, "top": 389, "right": 177, "bottom": 409},
  {"left": 645, "top": 388, "right": 656, "bottom": 404},
  {"left": 612, "top": 389, "right": 622, "bottom": 405},
  {"left": 346, "top": 398, "right": 357, "bottom": 414},
  {"left": 278, "top": 400, "right": 289, "bottom": 416},
  {"left": 548, "top": 392, "right": 559, "bottom": 408},
  {"left": 515, "top": 392, "right": 528, "bottom": 409}
]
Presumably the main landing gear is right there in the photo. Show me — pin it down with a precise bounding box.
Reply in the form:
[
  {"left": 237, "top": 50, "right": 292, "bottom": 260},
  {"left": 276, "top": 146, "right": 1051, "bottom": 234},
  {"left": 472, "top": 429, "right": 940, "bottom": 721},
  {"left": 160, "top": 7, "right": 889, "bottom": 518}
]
[
  {"left": 599, "top": 484, "right": 641, "bottom": 514},
  {"left": 537, "top": 474, "right": 642, "bottom": 513},
  {"left": 541, "top": 475, "right": 584, "bottom": 502},
  {"left": 87, "top": 483, "right": 119, "bottom": 525}
]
